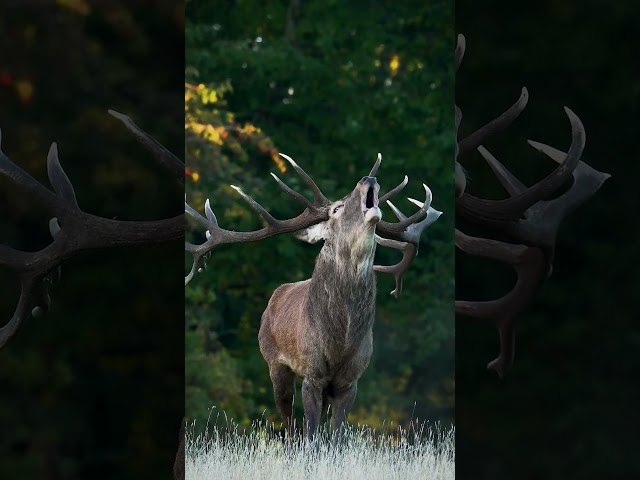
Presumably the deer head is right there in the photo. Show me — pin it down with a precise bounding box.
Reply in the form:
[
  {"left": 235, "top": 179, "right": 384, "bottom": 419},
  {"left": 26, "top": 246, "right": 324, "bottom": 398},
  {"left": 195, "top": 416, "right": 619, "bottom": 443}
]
[{"left": 294, "top": 174, "right": 382, "bottom": 274}]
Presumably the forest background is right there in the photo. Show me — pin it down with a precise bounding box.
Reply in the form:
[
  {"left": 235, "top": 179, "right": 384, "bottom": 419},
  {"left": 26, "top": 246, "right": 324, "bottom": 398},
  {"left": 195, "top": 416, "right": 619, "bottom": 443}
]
[{"left": 185, "top": 0, "right": 455, "bottom": 432}]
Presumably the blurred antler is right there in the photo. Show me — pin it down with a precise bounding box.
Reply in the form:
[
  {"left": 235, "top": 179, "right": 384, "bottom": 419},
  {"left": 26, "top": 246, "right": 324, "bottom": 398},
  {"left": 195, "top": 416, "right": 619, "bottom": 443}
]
[
  {"left": 455, "top": 33, "right": 610, "bottom": 377},
  {"left": 0, "top": 112, "right": 184, "bottom": 348}
]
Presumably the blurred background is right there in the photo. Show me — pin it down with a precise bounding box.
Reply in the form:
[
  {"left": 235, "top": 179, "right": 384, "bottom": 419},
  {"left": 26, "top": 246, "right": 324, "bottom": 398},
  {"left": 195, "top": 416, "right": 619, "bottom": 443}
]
[
  {"left": 0, "top": 1, "right": 184, "bottom": 479},
  {"left": 456, "top": 1, "right": 640, "bottom": 478},
  {"left": 185, "top": 0, "right": 454, "bottom": 434}
]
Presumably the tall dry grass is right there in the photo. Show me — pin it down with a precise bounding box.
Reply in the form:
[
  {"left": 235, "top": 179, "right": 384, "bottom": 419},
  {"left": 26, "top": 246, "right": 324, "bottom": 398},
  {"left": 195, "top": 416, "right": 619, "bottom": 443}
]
[{"left": 186, "top": 411, "right": 454, "bottom": 480}]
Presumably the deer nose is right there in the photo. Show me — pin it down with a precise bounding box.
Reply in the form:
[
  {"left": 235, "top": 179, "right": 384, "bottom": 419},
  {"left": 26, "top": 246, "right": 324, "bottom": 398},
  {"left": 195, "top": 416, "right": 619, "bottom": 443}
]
[{"left": 360, "top": 176, "right": 377, "bottom": 186}]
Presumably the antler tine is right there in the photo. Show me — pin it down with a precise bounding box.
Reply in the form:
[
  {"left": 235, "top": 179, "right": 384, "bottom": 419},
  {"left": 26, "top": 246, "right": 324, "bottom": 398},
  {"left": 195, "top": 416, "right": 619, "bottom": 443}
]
[
  {"left": 184, "top": 240, "right": 213, "bottom": 286},
  {"left": 1, "top": 113, "right": 184, "bottom": 347},
  {"left": 108, "top": 110, "right": 185, "bottom": 184},
  {"left": 184, "top": 196, "right": 214, "bottom": 229},
  {"left": 369, "top": 152, "right": 382, "bottom": 177},
  {"left": 455, "top": 33, "right": 466, "bottom": 72},
  {"left": 455, "top": 105, "right": 462, "bottom": 133},
  {"left": 279, "top": 153, "right": 331, "bottom": 205},
  {"left": 477, "top": 146, "right": 527, "bottom": 197},
  {"left": 455, "top": 105, "right": 462, "bottom": 156},
  {"left": 386, "top": 200, "right": 407, "bottom": 221},
  {"left": 455, "top": 104, "right": 466, "bottom": 198},
  {"left": 46, "top": 143, "right": 80, "bottom": 207},
  {"left": 270, "top": 172, "right": 314, "bottom": 208},
  {"left": 457, "top": 87, "right": 529, "bottom": 159},
  {"left": 229, "top": 185, "right": 279, "bottom": 226},
  {"left": 455, "top": 229, "right": 548, "bottom": 377},
  {"left": 184, "top": 155, "right": 332, "bottom": 285}
]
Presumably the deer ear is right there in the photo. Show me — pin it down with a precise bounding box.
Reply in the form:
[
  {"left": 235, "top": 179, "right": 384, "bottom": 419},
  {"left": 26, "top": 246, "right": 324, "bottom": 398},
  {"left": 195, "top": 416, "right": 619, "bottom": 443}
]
[{"left": 294, "top": 222, "right": 329, "bottom": 244}]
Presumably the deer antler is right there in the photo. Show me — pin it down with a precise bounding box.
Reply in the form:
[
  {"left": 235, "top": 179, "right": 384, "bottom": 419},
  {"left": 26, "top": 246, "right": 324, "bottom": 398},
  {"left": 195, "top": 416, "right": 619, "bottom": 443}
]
[
  {"left": 0, "top": 112, "right": 184, "bottom": 348},
  {"left": 455, "top": 33, "right": 610, "bottom": 377},
  {"left": 185, "top": 152, "right": 442, "bottom": 290},
  {"left": 184, "top": 153, "right": 332, "bottom": 285},
  {"left": 374, "top": 182, "right": 442, "bottom": 297},
  {"left": 108, "top": 110, "right": 185, "bottom": 184},
  {"left": 357, "top": 152, "right": 442, "bottom": 297}
]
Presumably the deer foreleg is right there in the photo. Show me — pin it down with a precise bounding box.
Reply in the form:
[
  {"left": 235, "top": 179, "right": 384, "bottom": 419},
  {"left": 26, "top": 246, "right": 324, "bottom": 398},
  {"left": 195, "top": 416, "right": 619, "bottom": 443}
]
[
  {"left": 301, "top": 379, "right": 324, "bottom": 442},
  {"left": 330, "top": 383, "right": 357, "bottom": 445},
  {"left": 269, "top": 364, "right": 296, "bottom": 437}
]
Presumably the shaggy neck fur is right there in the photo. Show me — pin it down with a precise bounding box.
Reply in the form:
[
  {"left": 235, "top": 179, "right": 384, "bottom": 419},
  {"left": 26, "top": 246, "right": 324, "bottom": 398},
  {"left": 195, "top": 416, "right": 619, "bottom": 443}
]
[{"left": 307, "top": 229, "right": 377, "bottom": 361}]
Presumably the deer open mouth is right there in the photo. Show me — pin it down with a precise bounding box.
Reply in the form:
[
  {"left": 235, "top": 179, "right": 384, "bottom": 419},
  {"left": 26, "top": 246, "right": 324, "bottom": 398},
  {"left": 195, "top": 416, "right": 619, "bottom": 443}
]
[
  {"left": 362, "top": 185, "right": 381, "bottom": 223},
  {"left": 364, "top": 186, "right": 378, "bottom": 210}
]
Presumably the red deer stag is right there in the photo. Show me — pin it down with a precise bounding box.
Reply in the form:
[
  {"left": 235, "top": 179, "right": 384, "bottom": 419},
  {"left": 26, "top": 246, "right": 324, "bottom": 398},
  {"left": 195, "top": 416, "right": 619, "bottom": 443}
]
[
  {"left": 0, "top": 112, "right": 185, "bottom": 478},
  {"left": 185, "top": 153, "right": 442, "bottom": 442},
  {"left": 454, "top": 33, "right": 611, "bottom": 377}
]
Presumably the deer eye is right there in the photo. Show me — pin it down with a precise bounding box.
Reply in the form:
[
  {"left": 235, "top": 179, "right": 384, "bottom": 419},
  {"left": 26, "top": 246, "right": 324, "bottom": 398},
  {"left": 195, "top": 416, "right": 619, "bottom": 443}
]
[{"left": 333, "top": 205, "right": 343, "bottom": 214}]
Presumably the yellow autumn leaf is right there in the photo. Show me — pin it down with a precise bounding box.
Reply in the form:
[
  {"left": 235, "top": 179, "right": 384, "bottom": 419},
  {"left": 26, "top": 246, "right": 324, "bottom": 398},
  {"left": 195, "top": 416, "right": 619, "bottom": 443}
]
[
  {"left": 389, "top": 54, "right": 400, "bottom": 77},
  {"left": 271, "top": 152, "right": 287, "bottom": 174},
  {"left": 15, "top": 80, "right": 33, "bottom": 103},
  {"left": 206, "top": 90, "right": 218, "bottom": 104},
  {"left": 56, "top": 0, "right": 90, "bottom": 15},
  {"left": 203, "top": 125, "right": 223, "bottom": 145}
]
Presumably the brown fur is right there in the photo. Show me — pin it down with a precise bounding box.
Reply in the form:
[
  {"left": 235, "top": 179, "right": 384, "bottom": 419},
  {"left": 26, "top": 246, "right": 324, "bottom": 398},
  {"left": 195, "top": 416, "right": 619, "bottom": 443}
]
[{"left": 258, "top": 176, "right": 382, "bottom": 442}]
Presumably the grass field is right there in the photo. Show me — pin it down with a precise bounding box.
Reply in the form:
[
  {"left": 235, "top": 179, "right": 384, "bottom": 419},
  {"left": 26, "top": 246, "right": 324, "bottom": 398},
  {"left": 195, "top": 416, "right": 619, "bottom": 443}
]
[{"left": 185, "top": 414, "right": 455, "bottom": 480}]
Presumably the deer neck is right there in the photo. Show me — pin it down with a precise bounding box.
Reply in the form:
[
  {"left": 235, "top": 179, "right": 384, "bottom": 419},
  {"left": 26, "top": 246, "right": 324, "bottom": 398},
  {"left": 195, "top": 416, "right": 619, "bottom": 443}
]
[{"left": 306, "top": 233, "right": 377, "bottom": 352}]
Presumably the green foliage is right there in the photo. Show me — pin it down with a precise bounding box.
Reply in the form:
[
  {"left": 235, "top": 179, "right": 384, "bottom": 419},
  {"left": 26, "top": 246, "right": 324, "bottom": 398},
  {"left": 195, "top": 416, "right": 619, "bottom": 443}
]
[{"left": 185, "top": 1, "right": 454, "bottom": 431}]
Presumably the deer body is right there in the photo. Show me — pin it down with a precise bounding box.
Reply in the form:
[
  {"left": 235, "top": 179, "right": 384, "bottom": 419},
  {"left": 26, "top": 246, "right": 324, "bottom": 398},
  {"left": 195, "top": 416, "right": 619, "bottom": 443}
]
[{"left": 259, "top": 176, "right": 381, "bottom": 441}]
